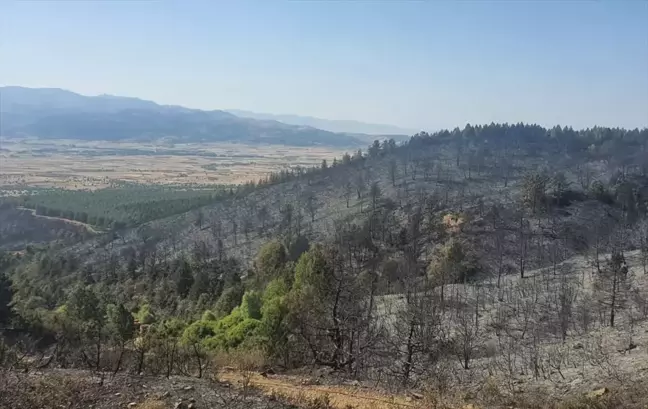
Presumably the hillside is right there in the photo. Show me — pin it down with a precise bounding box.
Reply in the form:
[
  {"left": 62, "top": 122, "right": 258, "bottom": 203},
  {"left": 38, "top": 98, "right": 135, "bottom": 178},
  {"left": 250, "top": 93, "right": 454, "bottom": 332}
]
[
  {"left": 0, "top": 204, "right": 93, "bottom": 251},
  {"left": 63, "top": 124, "right": 648, "bottom": 270},
  {"left": 0, "top": 87, "right": 364, "bottom": 147},
  {"left": 4, "top": 123, "right": 648, "bottom": 408}
]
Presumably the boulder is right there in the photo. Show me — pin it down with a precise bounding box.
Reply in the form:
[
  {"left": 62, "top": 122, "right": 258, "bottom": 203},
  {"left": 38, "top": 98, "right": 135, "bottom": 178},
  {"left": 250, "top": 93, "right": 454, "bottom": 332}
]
[{"left": 587, "top": 388, "right": 609, "bottom": 398}]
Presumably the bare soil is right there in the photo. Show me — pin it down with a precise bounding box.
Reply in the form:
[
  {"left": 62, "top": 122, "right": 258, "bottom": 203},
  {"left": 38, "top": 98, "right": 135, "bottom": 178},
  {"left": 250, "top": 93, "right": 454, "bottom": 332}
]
[{"left": 0, "top": 369, "right": 293, "bottom": 409}]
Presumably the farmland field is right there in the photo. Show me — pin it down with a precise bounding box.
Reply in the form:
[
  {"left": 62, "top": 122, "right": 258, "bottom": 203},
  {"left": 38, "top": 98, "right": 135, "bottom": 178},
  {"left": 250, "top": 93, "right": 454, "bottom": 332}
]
[{"left": 0, "top": 137, "right": 348, "bottom": 190}]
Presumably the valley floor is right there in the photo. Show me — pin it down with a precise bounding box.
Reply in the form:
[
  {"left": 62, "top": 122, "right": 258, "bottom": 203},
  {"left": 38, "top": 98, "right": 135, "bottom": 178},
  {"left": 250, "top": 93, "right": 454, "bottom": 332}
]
[{"left": 0, "top": 138, "right": 347, "bottom": 189}]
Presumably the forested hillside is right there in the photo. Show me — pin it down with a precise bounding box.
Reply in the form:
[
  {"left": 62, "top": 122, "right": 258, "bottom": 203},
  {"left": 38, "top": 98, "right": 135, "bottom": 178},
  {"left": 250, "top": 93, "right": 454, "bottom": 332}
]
[
  {"left": 60, "top": 123, "right": 648, "bottom": 272},
  {"left": 4, "top": 123, "right": 648, "bottom": 408}
]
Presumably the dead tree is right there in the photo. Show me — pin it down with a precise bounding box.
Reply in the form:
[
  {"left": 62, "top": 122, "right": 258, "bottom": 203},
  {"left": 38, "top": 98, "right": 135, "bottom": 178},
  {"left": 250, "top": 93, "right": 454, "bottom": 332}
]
[
  {"left": 453, "top": 288, "right": 481, "bottom": 370},
  {"left": 594, "top": 251, "right": 630, "bottom": 328},
  {"left": 343, "top": 181, "right": 353, "bottom": 208},
  {"left": 257, "top": 205, "right": 270, "bottom": 236},
  {"left": 388, "top": 159, "right": 397, "bottom": 186},
  {"left": 516, "top": 210, "right": 530, "bottom": 279},
  {"left": 305, "top": 194, "right": 317, "bottom": 222},
  {"left": 409, "top": 158, "right": 420, "bottom": 181},
  {"left": 355, "top": 172, "right": 366, "bottom": 200}
]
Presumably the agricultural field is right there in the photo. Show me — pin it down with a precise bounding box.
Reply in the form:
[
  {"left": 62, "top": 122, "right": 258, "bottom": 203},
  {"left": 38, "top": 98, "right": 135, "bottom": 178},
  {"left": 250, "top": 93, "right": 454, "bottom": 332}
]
[{"left": 0, "top": 137, "right": 349, "bottom": 190}]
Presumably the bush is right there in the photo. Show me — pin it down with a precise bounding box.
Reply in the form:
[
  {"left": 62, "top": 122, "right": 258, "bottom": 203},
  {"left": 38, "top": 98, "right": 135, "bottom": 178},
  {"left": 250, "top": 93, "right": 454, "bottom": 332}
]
[
  {"left": 201, "top": 310, "right": 218, "bottom": 321},
  {"left": 214, "top": 284, "right": 244, "bottom": 317},
  {"left": 134, "top": 303, "right": 155, "bottom": 324},
  {"left": 182, "top": 319, "right": 216, "bottom": 344},
  {"left": 241, "top": 291, "right": 262, "bottom": 320},
  {"left": 216, "top": 307, "right": 244, "bottom": 332},
  {"left": 255, "top": 240, "right": 287, "bottom": 282},
  {"left": 225, "top": 318, "right": 262, "bottom": 349}
]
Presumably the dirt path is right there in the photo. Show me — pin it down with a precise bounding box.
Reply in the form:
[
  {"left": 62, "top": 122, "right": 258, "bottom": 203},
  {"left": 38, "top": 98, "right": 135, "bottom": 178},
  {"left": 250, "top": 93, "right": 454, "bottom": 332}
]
[
  {"left": 219, "top": 371, "right": 423, "bottom": 409},
  {"left": 18, "top": 206, "right": 102, "bottom": 234}
]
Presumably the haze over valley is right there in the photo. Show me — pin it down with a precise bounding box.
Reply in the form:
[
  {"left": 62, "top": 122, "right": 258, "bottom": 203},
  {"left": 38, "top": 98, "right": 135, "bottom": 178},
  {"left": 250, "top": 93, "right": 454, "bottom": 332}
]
[{"left": 0, "top": 86, "right": 368, "bottom": 190}]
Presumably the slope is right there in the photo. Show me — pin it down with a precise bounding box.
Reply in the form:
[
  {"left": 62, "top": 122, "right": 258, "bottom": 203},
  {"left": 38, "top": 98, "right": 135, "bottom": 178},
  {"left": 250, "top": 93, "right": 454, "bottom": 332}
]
[
  {"left": 67, "top": 124, "right": 648, "bottom": 277},
  {"left": 6, "top": 123, "right": 648, "bottom": 409}
]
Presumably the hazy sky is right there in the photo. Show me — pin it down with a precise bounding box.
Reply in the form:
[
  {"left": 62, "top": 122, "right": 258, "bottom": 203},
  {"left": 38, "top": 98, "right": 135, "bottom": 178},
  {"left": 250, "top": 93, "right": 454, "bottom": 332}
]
[{"left": 2, "top": 1, "right": 647, "bottom": 130}]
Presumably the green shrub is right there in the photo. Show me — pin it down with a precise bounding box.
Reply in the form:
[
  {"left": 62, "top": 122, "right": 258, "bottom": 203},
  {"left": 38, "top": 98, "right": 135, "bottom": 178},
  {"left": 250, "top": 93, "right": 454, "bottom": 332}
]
[
  {"left": 213, "top": 284, "right": 244, "bottom": 317},
  {"left": 201, "top": 310, "right": 218, "bottom": 321},
  {"left": 241, "top": 291, "right": 262, "bottom": 320},
  {"left": 134, "top": 303, "right": 155, "bottom": 324},
  {"left": 182, "top": 319, "right": 216, "bottom": 345},
  {"left": 225, "top": 318, "right": 262, "bottom": 349}
]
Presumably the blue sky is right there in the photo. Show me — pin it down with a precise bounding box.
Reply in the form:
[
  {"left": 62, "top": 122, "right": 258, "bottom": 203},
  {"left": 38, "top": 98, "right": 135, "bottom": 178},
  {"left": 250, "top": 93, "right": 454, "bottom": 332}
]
[{"left": 2, "top": 1, "right": 647, "bottom": 130}]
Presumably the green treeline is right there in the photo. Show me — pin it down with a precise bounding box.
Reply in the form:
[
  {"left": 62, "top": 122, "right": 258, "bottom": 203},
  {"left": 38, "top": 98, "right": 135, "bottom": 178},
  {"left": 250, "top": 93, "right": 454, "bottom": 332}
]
[{"left": 17, "top": 186, "right": 232, "bottom": 228}]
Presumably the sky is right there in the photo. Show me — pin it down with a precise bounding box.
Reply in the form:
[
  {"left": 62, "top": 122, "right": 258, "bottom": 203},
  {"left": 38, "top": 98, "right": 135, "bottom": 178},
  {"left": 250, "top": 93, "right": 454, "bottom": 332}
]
[{"left": 1, "top": 1, "right": 647, "bottom": 130}]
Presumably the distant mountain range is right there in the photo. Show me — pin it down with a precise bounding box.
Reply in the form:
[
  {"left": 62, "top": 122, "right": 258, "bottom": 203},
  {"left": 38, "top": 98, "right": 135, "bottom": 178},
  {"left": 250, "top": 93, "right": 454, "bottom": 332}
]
[
  {"left": 0, "top": 87, "right": 378, "bottom": 147},
  {"left": 227, "top": 109, "right": 416, "bottom": 137}
]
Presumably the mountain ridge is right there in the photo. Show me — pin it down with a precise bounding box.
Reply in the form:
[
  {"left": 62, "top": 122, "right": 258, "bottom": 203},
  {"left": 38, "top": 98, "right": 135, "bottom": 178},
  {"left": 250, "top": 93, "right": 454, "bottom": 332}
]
[
  {"left": 226, "top": 108, "right": 416, "bottom": 137},
  {"left": 0, "top": 87, "right": 366, "bottom": 147}
]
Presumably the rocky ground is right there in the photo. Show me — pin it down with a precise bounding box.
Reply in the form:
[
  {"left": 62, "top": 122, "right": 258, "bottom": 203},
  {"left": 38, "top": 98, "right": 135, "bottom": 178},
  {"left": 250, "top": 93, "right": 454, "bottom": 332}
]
[
  {"left": 2, "top": 361, "right": 647, "bottom": 409},
  {"left": 0, "top": 369, "right": 294, "bottom": 409}
]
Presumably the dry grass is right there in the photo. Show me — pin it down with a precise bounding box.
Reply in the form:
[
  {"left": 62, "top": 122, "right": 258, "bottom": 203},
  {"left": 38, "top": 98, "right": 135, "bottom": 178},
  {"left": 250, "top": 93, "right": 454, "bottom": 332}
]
[
  {"left": 1, "top": 366, "right": 643, "bottom": 409},
  {"left": 218, "top": 371, "right": 422, "bottom": 409},
  {"left": 217, "top": 368, "right": 648, "bottom": 409},
  {"left": 0, "top": 371, "right": 101, "bottom": 409},
  {"left": 0, "top": 139, "right": 347, "bottom": 190},
  {"left": 139, "top": 398, "right": 168, "bottom": 409},
  {"left": 212, "top": 348, "right": 268, "bottom": 372}
]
